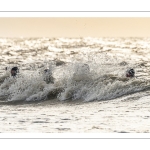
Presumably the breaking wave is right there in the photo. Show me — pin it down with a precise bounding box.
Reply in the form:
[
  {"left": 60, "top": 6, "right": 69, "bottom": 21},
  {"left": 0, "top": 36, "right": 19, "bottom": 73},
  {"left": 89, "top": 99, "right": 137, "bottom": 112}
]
[{"left": 0, "top": 37, "right": 150, "bottom": 103}]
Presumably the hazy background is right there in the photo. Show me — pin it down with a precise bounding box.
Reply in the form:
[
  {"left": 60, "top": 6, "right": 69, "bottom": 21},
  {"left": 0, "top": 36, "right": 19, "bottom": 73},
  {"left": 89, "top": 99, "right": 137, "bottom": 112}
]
[{"left": 0, "top": 18, "right": 150, "bottom": 37}]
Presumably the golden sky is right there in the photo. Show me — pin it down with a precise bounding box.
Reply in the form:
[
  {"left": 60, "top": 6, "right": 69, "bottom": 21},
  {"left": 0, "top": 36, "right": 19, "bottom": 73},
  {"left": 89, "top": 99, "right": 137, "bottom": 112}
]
[{"left": 0, "top": 18, "right": 150, "bottom": 37}]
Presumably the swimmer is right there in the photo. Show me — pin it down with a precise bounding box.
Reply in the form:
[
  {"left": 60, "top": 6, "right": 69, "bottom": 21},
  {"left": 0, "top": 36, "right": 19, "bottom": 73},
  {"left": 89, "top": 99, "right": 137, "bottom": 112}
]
[
  {"left": 43, "top": 69, "right": 54, "bottom": 84},
  {"left": 11, "top": 67, "right": 19, "bottom": 77},
  {"left": 126, "top": 68, "right": 135, "bottom": 77}
]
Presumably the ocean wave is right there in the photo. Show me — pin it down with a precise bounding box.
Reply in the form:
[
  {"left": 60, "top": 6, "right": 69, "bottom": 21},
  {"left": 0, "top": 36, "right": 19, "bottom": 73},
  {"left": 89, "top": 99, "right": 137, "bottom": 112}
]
[
  {"left": 0, "top": 37, "right": 150, "bottom": 104},
  {"left": 0, "top": 61, "right": 149, "bottom": 103}
]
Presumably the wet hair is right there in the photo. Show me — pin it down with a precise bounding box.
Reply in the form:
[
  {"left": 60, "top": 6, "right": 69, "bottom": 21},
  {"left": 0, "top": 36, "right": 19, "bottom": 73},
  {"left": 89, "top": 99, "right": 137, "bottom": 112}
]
[
  {"left": 44, "top": 69, "right": 49, "bottom": 73},
  {"left": 126, "top": 68, "right": 135, "bottom": 77},
  {"left": 11, "top": 67, "right": 19, "bottom": 77}
]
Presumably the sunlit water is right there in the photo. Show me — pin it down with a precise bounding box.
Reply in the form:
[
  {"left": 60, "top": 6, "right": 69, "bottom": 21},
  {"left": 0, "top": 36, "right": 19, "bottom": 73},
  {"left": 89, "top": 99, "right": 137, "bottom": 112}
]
[{"left": 0, "top": 37, "right": 150, "bottom": 133}]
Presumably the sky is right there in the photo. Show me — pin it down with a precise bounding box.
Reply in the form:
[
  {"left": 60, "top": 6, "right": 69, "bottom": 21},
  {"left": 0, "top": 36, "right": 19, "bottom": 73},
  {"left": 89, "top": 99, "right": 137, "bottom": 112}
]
[{"left": 0, "top": 18, "right": 150, "bottom": 37}]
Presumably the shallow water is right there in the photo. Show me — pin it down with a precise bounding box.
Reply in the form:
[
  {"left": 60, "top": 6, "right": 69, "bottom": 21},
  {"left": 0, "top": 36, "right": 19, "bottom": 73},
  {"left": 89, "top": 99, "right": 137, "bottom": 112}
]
[
  {"left": 0, "top": 95, "right": 150, "bottom": 133},
  {"left": 0, "top": 37, "right": 150, "bottom": 132}
]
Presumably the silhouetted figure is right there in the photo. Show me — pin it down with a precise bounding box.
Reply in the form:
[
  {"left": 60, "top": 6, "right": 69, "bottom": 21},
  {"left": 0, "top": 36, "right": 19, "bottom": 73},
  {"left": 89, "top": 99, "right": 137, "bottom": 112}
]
[
  {"left": 44, "top": 69, "right": 49, "bottom": 73},
  {"left": 126, "top": 68, "right": 135, "bottom": 77},
  {"left": 43, "top": 69, "right": 54, "bottom": 83},
  {"left": 11, "top": 67, "right": 19, "bottom": 77}
]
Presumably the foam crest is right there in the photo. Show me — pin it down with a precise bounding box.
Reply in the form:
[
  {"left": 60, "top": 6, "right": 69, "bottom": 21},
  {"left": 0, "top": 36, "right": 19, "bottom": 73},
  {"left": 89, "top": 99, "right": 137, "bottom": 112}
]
[
  {"left": 0, "top": 37, "right": 150, "bottom": 103},
  {"left": 57, "top": 61, "right": 150, "bottom": 102}
]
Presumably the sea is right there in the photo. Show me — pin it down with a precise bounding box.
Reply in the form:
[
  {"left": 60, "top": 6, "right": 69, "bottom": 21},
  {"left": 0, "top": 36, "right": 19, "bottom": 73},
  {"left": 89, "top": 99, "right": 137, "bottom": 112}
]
[{"left": 0, "top": 37, "right": 150, "bottom": 133}]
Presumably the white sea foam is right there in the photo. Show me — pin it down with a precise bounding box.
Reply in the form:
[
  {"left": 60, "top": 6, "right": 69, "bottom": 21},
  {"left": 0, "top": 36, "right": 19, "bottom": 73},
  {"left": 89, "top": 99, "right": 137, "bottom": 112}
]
[{"left": 0, "top": 37, "right": 150, "bottom": 102}]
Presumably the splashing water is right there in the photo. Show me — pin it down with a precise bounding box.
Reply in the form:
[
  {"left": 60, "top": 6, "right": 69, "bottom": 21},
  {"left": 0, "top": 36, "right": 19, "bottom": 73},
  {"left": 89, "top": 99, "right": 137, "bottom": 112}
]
[{"left": 0, "top": 37, "right": 150, "bottom": 103}]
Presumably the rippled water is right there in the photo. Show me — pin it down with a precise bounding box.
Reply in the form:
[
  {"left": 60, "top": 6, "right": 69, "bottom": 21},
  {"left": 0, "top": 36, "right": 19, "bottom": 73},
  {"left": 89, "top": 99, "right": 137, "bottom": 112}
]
[{"left": 0, "top": 37, "right": 150, "bottom": 132}]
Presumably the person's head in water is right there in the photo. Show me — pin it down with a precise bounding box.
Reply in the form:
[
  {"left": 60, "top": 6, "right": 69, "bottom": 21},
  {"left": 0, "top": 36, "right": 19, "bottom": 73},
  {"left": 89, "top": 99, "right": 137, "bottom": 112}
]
[
  {"left": 43, "top": 69, "right": 54, "bottom": 84},
  {"left": 11, "top": 67, "right": 19, "bottom": 77},
  {"left": 126, "top": 68, "right": 135, "bottom": 77},
  {"left": 44, "top": 69, "right": 49, "bottom": 73}
]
